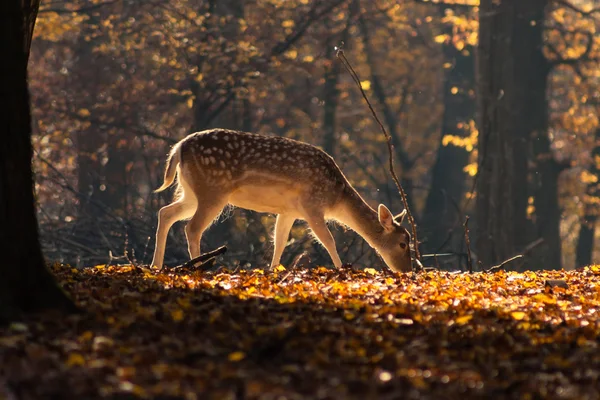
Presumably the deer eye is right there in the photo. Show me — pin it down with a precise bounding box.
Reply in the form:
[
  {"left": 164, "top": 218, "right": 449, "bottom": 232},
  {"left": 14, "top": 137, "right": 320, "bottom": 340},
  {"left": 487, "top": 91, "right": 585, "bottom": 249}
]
[{"left": 399, "top": 243, "right": 407, "bottom": 250}]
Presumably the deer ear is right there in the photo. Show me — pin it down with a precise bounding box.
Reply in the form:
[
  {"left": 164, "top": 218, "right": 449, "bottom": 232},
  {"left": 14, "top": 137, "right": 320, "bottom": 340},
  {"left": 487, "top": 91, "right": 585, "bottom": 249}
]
[
  {"left": 394, "top": 209, "right": 407, "bottom": 224},
  {"left": 378, "top": 204, "right": 395, "bottom": 231}
]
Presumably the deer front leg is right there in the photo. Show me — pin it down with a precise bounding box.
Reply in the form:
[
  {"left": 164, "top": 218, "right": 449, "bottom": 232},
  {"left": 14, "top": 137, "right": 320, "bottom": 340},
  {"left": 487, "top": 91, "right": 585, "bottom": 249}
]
[
  {"left": 305, "top": 215, "right": 343, "bottom": 269},
  {"left": 271, "top": 214, "right": 295, "bottom": 269}
]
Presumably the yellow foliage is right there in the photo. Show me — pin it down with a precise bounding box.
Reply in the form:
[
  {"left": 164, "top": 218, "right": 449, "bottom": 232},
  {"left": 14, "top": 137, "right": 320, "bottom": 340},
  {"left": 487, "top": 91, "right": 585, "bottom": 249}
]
[
  {"left": 510, "top": 311, "right": 527, "bottom": 320},
  {"left": 34, "top": 11, "right": 88, "bottom": 40},
  {"left": 434, "top": 34, "right": 448, "bottom": 44},
  {"left": 463, "top": 162, "right": 477, "bottom": 177},
  {"left": 228, "top": 351, "right": 246, "bottom": 361},
  {"left": 455, "top": 315, "right": 473, "bottom": 325},
  {"left": 171, "top": 309, "right": 185, "bottom": 322},
  {"left": 66, "top": 353, "right": 85, "bottom": 367},
  {"left": 285, "top": 49, "right": 298, "bottom": 59},
  {"left": 581, "top": 170, "right": 598, "bottom": 184}
]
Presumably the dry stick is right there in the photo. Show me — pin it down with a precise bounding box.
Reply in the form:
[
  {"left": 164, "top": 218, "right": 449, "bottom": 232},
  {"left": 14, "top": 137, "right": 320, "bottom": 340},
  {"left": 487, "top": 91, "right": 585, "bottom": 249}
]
[
  {"left": 515, "top": 237, "right": 544, "bottom": 269},
  {"left": 484, "top": 238, "right": 544, "bottom": 274},
  {"left": 463, "top": 216, "right": 473, "bottom": 273},
  {"left": 485, "top": 238, "right": 543, "bottom": 273},
  {"left": 171, "top": 246, "right": 228, "bottom": 270},
  {"left": 278, "top": 252, "right": 309, "bottom": 285},
  {"left": 486, "top": 255, "right": 523, "bottom": 273},
  {"left": 336, "top": 49, "right": 422, "bottom": 268}
]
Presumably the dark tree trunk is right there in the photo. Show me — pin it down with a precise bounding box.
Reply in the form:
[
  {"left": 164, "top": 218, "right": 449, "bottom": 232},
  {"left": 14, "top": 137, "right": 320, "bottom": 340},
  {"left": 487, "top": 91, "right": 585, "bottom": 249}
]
[
  {"left": 422, "top": 6, "right": 476, "bottom": 253},
  {"left": 358, "top": 10, "right": 416, "bottom": 213},
  {"left": 73, "top": 14, "right": 127, "bottom": 215},
  {"left": 510, "top": 2, "right": 552, "bottom": 269},
  {"left": 242, "top": 97, "right": 252, "bottom": 132},
  {"left": 577, "top": 217, "right": 596, "bottom": 268},
  {"left": 531, "top": 145, "right": 563, "bottom": 269},
  {"left": 0, "top": 0, "right": 75, "bottom": 322},
  {"left": 476, "top": 1, "right": 515, "bottom": 266},
  {"left": 476, "top": 0, "right": 547, "bottom": 267},
  {"left": 322, "top": 2, "right": 355, "bottom": 157},
  {"left": 576, "top": 127, "right": 600, "bottom": 268}
]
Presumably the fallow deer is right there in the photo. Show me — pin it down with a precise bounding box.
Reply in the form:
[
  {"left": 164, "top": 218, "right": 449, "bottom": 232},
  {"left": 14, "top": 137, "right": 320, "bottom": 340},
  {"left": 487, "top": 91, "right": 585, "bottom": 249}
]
[{"left": 151, "top": 129, "right": 412, "bottom": 272}]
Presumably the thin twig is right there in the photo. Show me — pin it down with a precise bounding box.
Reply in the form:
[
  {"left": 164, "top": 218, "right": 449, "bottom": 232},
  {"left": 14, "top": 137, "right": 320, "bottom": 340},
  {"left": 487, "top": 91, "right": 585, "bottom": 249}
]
[
  {"left": 463, "top": 216, "right": 473, "bottom": 273},
  {"left": 514, "top": 238, "right": 545, "bottom": 269},
  {"left": 421, "top": 252, "right": 456, "bottom": 258},
  {"left": 278, "top": 252, "right": 309, "bottom": 284},
  {"left": 522, "top": 237, "right": 545, "bottom": 254},
  {"left": 336, "top": 49, "right": 421, "bottom": 268},
  {"left": 486, "top": 255, "right": 523, "bottom": 273}
]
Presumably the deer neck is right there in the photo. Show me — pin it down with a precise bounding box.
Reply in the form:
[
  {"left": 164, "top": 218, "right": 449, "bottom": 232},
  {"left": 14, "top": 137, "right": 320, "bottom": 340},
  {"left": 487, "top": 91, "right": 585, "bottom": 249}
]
[{"left": 331, "top": 186, "right": 384, "bottom": 249}]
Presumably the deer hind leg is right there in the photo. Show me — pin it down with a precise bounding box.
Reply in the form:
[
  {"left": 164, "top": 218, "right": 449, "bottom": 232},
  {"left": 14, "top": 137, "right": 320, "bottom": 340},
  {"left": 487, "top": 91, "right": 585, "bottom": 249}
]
[
  {"left": 271, "top": 214, "right": 296, "bottom": 270},
  {"left": 304, "top": 213, "right": 343, "bottom": 269},
  {"left": 151, "top": 198, "right": 196, "bottom": 269},
  {"left": 184, "top": 197, "right": 228, "bottom": 260}
]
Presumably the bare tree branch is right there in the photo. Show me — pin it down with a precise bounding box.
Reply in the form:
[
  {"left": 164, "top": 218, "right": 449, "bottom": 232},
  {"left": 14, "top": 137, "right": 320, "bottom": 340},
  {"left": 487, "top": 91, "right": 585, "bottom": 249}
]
[
  {"left": 39, "top": 0, "right": 119, "bottom": 14},
  {"left": 547, "top": 30, "right": 598, "bottom": 66},
  {"left": 554, "top": 0, "right": 600, "bottom": 17},
  {"left": 411, "top": 0, "right": 477, "bottom": 12}
]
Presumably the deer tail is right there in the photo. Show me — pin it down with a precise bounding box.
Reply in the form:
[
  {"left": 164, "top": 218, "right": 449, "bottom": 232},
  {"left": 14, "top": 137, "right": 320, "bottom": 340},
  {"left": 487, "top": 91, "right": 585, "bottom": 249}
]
[{"left": 154, "top": 141, "right": 182, "bottom": 193}]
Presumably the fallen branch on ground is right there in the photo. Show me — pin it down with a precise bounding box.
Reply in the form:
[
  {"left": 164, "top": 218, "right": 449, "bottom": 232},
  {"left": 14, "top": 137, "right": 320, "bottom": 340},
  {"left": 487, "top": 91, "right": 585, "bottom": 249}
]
[
  {"left": 171, "top": 246, "right": 228, "bottom": 271},
  {"left": 486, "top": 255, "right": 524, "bottom": 273}
]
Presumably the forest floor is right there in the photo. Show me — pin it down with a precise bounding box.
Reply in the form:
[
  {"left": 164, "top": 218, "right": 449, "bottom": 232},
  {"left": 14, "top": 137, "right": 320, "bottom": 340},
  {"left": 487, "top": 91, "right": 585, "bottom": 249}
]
[{"left": 1, "top": 263, "right": 600, "bottom": 399}]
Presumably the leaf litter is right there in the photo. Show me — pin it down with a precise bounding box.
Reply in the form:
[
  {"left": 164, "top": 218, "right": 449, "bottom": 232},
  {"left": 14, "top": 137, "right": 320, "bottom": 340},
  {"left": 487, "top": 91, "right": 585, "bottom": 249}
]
[{"left": 1, "top": 264, "right": 600, "bottom": 399}]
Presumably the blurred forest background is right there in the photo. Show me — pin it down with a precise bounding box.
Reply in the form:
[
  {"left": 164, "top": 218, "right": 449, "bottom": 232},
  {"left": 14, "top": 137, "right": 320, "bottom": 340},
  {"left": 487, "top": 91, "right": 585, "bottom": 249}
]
[{"left": 30, "top": 0, "right": 599, "bottom": 271}]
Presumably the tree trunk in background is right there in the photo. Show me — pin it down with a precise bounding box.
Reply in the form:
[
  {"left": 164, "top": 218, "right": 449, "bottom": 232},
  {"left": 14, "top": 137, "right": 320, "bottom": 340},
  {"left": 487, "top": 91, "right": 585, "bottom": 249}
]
[
  {"left": 74, "top": 14, "right": 126, "bottom": 215},
  {"left": 477, "top": 0, "right": 539, "bottom": 266},
  {"left": 576, "top": 127, "right": 600, "bottom": 268},
  {"left": 191, "top": 0, "right": 243, "bottom": 132},
  {"left": 477, "top": 0, "right": 549, "bottom": 268},
  {"left": 513, "top": 0, "right": 561, "bottom": 269},
  {"left": 102, "top": 129, "right": 133, "bottom": 215},
  {"left": 0, "top": 0, "right": 75, "bottom": 322},
  {"left": 577, "top": 206, "right": 597, "bottom": 268},
  {"left": 190, "top": 0, "right": 245, "bottom": 254},
  {"left": 322, "top": 2, "right": 355, "bottom": 157},
  {"left": 242, "top": 98, "right": 252, "bottom": 132},
  {"left": 358, "top": 9, "right": 416, "bottom": 213},
  {"left": 422, "top": 6, "right": 475, "bottom": 254},
  {"left": 476, "top": 0, "right": 515, "bottom": 265},
  {"left": 74, "top": 31, "right": 106, "bottom": 217}
]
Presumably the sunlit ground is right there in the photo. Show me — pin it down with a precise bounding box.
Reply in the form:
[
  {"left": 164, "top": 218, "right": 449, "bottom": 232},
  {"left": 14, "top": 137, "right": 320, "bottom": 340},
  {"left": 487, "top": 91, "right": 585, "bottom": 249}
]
[{"left": 1, "top": 264, "right": 599, "bottom": 399}]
